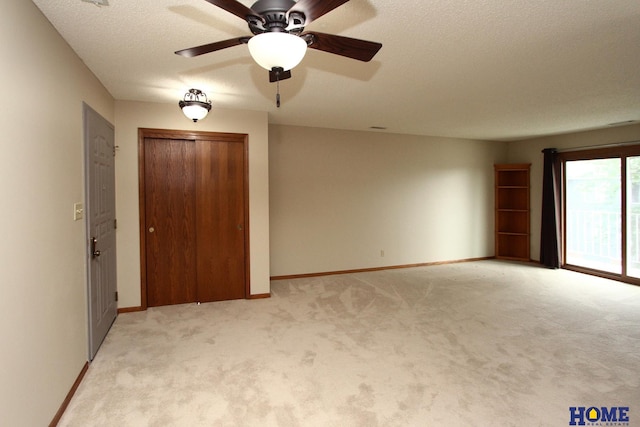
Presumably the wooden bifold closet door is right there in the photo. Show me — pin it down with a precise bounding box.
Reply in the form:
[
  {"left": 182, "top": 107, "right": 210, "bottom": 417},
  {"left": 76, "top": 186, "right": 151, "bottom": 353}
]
[{"left": 140, "top": 130, "right": 248, "bottom": 307}]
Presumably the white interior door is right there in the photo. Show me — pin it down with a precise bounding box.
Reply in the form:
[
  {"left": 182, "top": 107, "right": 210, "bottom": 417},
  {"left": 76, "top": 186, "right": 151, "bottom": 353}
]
[{"left": 84, "top": 103, "right": 117, "bottom": 360}]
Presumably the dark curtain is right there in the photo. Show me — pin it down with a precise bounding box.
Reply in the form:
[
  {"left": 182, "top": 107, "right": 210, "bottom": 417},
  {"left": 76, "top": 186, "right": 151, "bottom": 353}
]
[{"left": 540, "top": 148, "right": 561, "bottom": 268}]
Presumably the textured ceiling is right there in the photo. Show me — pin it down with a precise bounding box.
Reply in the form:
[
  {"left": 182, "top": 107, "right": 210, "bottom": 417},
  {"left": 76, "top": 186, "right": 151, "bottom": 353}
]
[{"left": 32, "top": 0, "right": 640, "bottom": 141}]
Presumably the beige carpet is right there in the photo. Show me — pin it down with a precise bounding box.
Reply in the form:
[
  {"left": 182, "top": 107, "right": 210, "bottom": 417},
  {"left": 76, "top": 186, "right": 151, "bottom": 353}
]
[{"left": 59, "top": 260, "right": 640, "bottom": 426}]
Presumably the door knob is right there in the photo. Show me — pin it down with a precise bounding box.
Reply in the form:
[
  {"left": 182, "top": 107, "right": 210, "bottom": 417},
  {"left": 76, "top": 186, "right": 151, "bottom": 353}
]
[
  {"left": 91, "top": 237, "right": 101, "bottom": 258},
  {"left": 149, "top": 227, "right": 155, "bottom": 233}
]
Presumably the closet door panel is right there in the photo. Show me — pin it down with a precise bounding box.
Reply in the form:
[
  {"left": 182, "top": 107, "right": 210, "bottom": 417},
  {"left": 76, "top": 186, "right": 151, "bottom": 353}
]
[
  {"left": 196, "top": 138, "right": 246, "bottom": 302},
  {"left": 144, "top": 138, "right": 197, "bottom": 306}
]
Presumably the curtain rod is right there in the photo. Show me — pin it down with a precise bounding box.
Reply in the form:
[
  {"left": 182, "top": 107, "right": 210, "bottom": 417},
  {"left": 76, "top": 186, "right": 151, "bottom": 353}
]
[{"left": 547, "top": 140, "right": 640, "bottom": 153}]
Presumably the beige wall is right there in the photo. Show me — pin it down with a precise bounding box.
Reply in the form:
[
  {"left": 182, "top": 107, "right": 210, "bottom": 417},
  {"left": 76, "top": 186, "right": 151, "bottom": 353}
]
[
  {"left": 0, "top": 1, "right": 115, "bottom": 425},
  {"left": 114, "top": 101, "right": 270, "bottom": 308},
  {"left": 269, "top": 125, "right": 508, "bottom": 276},
  {"left": 4, "top": 2, "right": 638, "bottom": 424},
  {"left": 507, "top": 123, "right": 640, "bottom": 260}
]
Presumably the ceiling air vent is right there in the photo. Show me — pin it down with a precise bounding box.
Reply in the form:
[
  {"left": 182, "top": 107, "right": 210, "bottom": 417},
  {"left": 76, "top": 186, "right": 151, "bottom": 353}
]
[
  {"left": 607, "top": 120, "right": 636, "bottom": 127},
  {"left": 81, "top": 0, "right": 109, "bottom": 6}
]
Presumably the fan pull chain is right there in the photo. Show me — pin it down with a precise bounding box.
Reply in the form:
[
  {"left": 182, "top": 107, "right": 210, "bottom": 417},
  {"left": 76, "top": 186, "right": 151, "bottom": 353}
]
[{"left": 270, "top": 67, "right": 287, "bottom": 108}]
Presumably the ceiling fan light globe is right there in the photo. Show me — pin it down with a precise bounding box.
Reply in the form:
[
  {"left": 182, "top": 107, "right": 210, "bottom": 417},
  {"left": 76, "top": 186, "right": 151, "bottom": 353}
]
[{"left": 248, "top": 32, "right": 307, "bottom": 71}]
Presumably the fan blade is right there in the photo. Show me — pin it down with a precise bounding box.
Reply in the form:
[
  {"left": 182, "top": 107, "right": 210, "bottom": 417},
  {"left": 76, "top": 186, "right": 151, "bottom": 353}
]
[
  {"left": 303, "top": 32, "right": 382, "bottom": 62},
  {"left": 288, "top": 0, "right": 350, "bottom": 25},
  {"left": 175, "top": 37, "right": 250, "bottom": 57},
  {"left": 204, "top": 0, "right": 260, "bottom": 22}
]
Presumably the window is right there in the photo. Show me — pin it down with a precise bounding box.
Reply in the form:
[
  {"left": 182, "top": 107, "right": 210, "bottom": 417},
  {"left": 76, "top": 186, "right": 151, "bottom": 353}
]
[{"left": 560, "top": 145, "right": 640, "bottom": 284}]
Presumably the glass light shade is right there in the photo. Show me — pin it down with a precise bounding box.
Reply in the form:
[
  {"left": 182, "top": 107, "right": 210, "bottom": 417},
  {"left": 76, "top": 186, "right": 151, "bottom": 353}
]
[
  {"left": 248, "top": 32, "right": 307, "bottom": 71},
  {"left": 181, "top": 102, "right": 210, "bottom": 122}
]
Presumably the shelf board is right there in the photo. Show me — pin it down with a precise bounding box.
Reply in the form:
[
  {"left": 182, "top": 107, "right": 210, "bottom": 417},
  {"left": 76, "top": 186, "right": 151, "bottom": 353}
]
[
  {"left": 494, "top": 163, "right": 531, "bottom": 170},
  {"left": 496, "top": 255, "right": 530, "bottom": 261}
]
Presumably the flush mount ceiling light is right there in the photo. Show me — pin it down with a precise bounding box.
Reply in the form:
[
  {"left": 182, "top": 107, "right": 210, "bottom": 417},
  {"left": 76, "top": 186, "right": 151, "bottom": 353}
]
[{"left": 179, "top": 89, "right": 212, "bottom": 122}]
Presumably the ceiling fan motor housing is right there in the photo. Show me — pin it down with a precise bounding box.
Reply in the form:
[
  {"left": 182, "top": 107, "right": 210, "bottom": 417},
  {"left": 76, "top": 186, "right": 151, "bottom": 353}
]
[{"left": 249, "top": 0, "right": 305, "bottom": 34}]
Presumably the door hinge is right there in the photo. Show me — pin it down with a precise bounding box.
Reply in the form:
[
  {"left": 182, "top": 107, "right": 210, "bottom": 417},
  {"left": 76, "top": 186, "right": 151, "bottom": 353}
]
[
  {"left": 115, "top": 291, "right": 118, "bottom": 302},
  {"left": 114, "top": 219, "right": 117, "bottom": 229}
]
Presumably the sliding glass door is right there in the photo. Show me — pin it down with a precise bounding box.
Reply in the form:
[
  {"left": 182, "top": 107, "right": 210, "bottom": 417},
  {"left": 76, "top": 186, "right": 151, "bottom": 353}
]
[
  {"left": 561, "top": 146, "right": 640, "bottom": 284},
  {"left": 565, "top": 158, "right": 621, "bottom": 273},
  {"left": 626, "top": 156, "right": 640, "bottom": 279}
]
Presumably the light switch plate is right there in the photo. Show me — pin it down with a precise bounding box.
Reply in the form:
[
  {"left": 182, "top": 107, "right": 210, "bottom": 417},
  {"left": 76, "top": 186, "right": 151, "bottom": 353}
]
[{"left": 74, "top": 202, "right": 84, "bottom": 221}]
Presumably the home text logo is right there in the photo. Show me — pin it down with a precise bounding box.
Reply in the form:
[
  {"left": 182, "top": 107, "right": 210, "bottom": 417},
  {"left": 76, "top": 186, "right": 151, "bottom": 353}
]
[{"left": 569, "top": 406, "right": 630, "bottom": 426}]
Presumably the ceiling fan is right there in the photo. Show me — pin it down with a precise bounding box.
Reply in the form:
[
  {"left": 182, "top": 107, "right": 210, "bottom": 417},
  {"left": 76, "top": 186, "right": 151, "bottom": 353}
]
[{"left": 175, "top": 0, "right": 383, "bottom": 84}]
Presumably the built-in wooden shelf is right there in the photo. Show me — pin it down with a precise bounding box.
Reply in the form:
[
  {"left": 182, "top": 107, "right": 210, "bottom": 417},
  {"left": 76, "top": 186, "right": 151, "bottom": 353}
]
[{"left": 495, "top": 164, "right": 530, "bottom": 261}]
